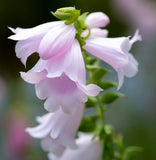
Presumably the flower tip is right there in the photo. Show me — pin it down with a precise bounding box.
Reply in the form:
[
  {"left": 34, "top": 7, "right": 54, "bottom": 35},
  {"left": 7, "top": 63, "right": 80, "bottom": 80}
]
[
  {"left": 25, "top": 128, "right": 30, "bottom": 133},
  {"left": 117, "top": 85, "right": 121, "bottom": 91},
  {"left": 136, "top": 29, "right": 142, "bottom": 41},
  {"left": 8, "top": 27, "right": 16, "bottom": 33},
  {"left": 130, "top": 29, "right": 143, "bottom": 46}
]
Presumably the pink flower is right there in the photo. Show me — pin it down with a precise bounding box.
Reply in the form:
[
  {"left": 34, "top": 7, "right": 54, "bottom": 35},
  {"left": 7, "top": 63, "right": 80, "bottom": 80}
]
[
  {"left": 21, "top": 40, "right": 102, "bottom": 114},
  {"left": 26, "top": 105, "right": 84, "bottom": 156},
  {"left": 8, "top": 21, "right": 76, "bottom": 65},
  {"left": 83, "top": 12, "right": 142, "bottom": 89},
  {"left": 48, "top": 133, "right": 102, "bottom": 160}
]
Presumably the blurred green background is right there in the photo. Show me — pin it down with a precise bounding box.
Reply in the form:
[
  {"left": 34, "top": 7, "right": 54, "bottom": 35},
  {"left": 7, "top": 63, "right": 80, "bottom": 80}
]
[{"left": 0, "top": 0, "right": 156, "bottom": 160}]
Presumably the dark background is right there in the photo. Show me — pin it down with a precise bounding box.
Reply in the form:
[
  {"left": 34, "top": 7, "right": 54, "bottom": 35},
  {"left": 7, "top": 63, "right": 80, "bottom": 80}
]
[{"left": 0, "top": 0, "right": 156, "bottom": 160}]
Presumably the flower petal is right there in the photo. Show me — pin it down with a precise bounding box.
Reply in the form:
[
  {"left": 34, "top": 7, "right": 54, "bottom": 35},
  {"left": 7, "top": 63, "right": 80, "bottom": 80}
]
[
  {"left": 25, "top": 113, "right": 53, "bottom": 138},
  {"left": 86, "top": 12, "right": 110, "bottom": 28},
  {"left": 8, "top": 21, "right": 62, "bottom": 40},
  {"left": 38, "top": 24, "right": 76, "bottom": 60},
  {"left": 20, "top": 59, "right": 47, "bottom": 83},
  {"left": 45, "top": 53, "right": 67, "bottom": 78},
  {"left": 36, "top": 74, "right": 85, "bottom": 114},
  {"left": 49, "top": 134, "right": 102, "bottom": 160},
  {"left": 15, "top": 35, "right": 42, "bottom": 65},
  {"left": 63, "top": 40, "right": 86, "bottom": 84},
  {"left": 130, "top": 29, "right": 142, "bottom": 47},
  {"left": 41, "top": 136, "right": 65, "bottom": 156},
  {"left": 77, "top": 83, "right": 103, "bottom": 97},
  {"left": 82, "top": 28, "right": 108, "bottom": 38},
  {"left": 84, "top": 37, "right": 130, "bottom": 71},
  {"left": 122, "top": 53, "right": 138, "bottom": 78}
]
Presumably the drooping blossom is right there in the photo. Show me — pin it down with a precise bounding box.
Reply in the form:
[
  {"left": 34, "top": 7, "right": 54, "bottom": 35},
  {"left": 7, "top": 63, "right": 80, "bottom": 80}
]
[
  {"left": 21, "top": 40, "right": 102, "bottom": 114},
  {"left": 9, "top": 11, "right": 141, "bottom": 89},
  {"left": 26, "top": 105, "right": 84, "bottom": 156},
  {"left": 83, "top": 13, "right": 142, "bottom": 89},
  {"left": 48, "top": 133, "right": 102, "bottom": 160},
  {"left": 8, "top": 21, "right": 76, "bottom": 65}
]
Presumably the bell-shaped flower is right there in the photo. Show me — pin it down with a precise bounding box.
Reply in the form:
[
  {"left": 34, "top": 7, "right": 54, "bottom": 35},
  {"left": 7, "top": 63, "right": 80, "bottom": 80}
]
[
  {"left": 8, "top": 21, "right": 76, "bottom": 65},
  {"left": 21, "top": 40, "right": 102, "bottom": 113},
  {"left": 26, "top": 105, "right": 84, "bottom": 156},
  {"left": 48, "top": 133, "right": 102, "bottom": 160},
  {"left": 83, "top": 12, "right": 142, "bottom": 89}
]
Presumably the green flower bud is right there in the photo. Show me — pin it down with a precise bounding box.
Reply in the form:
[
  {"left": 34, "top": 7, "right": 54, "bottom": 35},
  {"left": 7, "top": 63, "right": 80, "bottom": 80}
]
[{"left": 51, "top": 7, "right": 80, "bottom": 25}]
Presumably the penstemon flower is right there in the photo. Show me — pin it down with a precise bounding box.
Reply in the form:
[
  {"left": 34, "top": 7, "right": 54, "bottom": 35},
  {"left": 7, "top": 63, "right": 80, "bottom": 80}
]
[
  {"left": 26, "top": 105, "right": 84, "bottom": 156},
  {"left": 20, "top": 40, "right": 102, "bottom": 113},
  {"left": 9, "top": 9, "right": 141, "bottom": 89},
  {"left": 9, "top": 7, "right": 142, "bottom": 160},
  {"left": 83, "top": 13, "right": 142, "bottom": 89},
  {"left": 48, "top": 133, "right": 102, "bottom": 160},
  {"left": 8, "top": 21, "right": 76, "bottom": 65}
]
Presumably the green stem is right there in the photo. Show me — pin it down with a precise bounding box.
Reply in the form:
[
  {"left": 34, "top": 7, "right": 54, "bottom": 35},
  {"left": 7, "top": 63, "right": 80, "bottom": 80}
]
[{"left": 97, "top": 96, "right": 105, "bottom": 128}]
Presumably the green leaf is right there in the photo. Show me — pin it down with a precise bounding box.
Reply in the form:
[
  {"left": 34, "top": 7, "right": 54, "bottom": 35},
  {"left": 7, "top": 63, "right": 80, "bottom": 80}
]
[
  {"left": 78, "top": 115, "right": 98, "bottom": 132},
  {"left": 92, "top": 68, "right": 109, "bottom": 82},
  {"left": 103, "top": 134, "right": 114, "bottom": 159},
  {"left": 123, "top": 146, "right": 143, "bottom": 160},
  {"left": 98, "top": 81, "right": 117, "bottom": 90},
  {"left": 85, "top": 96, "right": 97, "bottom": 108},
  {"left": 114, "top": 134, "right": 124, "bottom": 154},
  {"left": 101, "top": 92, "right": 126, "bottom": 104},
  {"left": 77, "top": 12, "right": 89, "bottom": 29}
]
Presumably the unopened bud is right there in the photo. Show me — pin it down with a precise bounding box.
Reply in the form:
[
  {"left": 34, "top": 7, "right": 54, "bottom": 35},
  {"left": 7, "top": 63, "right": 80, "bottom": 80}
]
[{"left": 51, "top": 7, "right": 80, "bottom": 25}]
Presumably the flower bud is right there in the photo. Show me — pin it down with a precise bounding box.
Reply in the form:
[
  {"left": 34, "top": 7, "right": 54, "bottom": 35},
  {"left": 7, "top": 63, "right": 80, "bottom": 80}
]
[{"left": 51, "top": 7, "right": 80, "bottom": 25}]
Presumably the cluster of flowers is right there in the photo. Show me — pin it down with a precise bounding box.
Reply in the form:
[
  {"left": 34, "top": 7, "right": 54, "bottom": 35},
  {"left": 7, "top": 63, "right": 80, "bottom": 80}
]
[{"left": 9, "top": 8, "right": 141, "bottom": 160}]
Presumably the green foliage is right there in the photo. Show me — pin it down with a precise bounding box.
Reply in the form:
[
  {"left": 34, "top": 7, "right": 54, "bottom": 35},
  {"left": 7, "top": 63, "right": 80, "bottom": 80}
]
[
  {"left": 85, "top": 96, "right": 97, "bottom": 108},
  {"left": 114, "top": 134, "right": 125, "bottom": 154},
  {"left": 75, "top": 33, "right": 86, "bottom": 48},
  {"left": 98, "top": 81, "right": 117, "bottom": 90},
  {"left": 92, "top": 68, "right": 109, "bottom": 82},
  {"left": 101, "top": 92, "right": 126, "bottom": 104},
  {"left": 104, "top": 124, "right": 114, "bottom": 135},
  {"left": 86, "top": 64, "right": 100, "bottom": 71},
  {"left": 78, "top": 115, "right": 98, "bottom": 133},
  {"left": 85, "top": 56, "right": 97, "bottom": 65},
  {"left": 74, "top": 12, "right": 89, "bottom": 33},
  {"left": 123, "top": 146, "right": 143, "bottom": 160}
]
